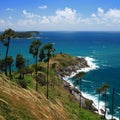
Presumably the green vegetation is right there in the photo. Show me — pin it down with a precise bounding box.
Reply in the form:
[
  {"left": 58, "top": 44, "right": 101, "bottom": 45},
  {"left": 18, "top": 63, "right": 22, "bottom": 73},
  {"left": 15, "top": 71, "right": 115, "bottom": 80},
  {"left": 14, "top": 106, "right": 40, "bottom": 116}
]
[
  {"left": 0, "top": 72, "right": 104, "bottom": 120},
  {"left": 14, "top": 31, "right": 39, "bottom": 38},
  {"left": 0, "top": 28, "right": 106, "bottom": 120},
  {"left": 29, "top": 40, "right": 42, "bottom": 91},
  {"left": 96, "top": 84, "right": 109, "bottom": 119},
  {"left": 72, "top": 72, "right": 85, "bottom": 108},
  {"left": 0, "top": 53, "right": 105, "bottom": 120},
  {"left": 0, "top": 28, "right": 14, "bottom": 76}
]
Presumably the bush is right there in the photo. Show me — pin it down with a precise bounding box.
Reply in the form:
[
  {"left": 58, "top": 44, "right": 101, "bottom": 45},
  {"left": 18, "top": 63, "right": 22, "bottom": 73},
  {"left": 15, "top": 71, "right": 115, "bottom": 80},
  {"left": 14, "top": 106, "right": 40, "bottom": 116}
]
[{"left": 18, "top": 79, "right": 28, "bottom": 89}]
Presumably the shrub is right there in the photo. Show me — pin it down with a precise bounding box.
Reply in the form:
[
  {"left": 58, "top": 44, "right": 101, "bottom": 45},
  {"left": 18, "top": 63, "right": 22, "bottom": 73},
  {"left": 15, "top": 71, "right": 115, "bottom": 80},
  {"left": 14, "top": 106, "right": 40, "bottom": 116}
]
[{"left": 17, "top": 79, "right": 28, "bottom": 89}]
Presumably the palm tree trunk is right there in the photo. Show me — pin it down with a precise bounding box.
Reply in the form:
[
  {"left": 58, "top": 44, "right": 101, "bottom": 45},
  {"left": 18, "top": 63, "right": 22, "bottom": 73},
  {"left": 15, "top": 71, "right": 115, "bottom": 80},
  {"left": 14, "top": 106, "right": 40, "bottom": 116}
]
[
  {"left": 46, "top": 59, "right": 49, "bottom": 99},
  {"left": 5, "top": 38, "right": 10, "bottom": 76},
  {"left": 104, "top": 93, "right": 107, "bottom": 119},
  {"left": 9, "top": 64, "right": 12, "bottom": 79},
  {"left": 98, "top": 93, "right": 100, "bottom": 114},
  {"left": 35, "top": 56, "right": 38, "bottom": 91},
  {"left": 80, "top": 78, "right": 82, "bottom": 108},
  {"left": 19, "top": 74, "right": 22, "bottom": 79},
  {"left": 53, "top": 71, "right": 55, "bottom": 88},
  {"left": 111, "top": 88, "right": 115, "bottom": 120}
]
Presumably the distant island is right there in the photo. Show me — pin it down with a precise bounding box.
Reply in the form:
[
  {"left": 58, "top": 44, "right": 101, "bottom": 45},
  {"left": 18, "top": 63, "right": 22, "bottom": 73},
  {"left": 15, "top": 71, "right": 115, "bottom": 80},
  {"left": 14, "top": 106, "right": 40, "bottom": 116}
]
[{"left": 14, "top": 31, "right": 40, "bottom": 38}]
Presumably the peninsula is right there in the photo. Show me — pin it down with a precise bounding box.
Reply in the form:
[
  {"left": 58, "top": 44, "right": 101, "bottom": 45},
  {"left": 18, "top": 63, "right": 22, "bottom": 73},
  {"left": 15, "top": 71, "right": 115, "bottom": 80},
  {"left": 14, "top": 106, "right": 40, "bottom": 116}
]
[
  {"left": 0, "top": 53, "right": 104, "bottom": 120},
  {"left": 14, "top": 31, "right": 39, "bottom": 38}
]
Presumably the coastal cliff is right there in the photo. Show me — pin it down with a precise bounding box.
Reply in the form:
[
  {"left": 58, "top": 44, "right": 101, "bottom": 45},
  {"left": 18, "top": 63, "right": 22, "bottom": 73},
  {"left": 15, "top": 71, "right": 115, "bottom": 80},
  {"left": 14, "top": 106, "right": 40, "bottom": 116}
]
[
  {"left": 0, "top": 53, "right": 104, "bottom": 120},
  {"left": 51, "top": 54, "right": 98, "bottom": 112}
]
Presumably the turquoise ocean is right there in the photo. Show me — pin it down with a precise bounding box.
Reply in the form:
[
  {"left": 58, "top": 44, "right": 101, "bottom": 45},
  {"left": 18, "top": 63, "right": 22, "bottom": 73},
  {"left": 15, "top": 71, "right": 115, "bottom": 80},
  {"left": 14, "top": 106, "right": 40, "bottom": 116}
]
[{"left": 0, "top": 31, "right": 120, "bottom": 119}]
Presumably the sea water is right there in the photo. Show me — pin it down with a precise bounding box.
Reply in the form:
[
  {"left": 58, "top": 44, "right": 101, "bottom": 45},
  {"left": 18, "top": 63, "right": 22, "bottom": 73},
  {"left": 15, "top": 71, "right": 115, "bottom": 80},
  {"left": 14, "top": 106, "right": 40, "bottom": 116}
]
[{"left": 0, "top": 31, "right": 120, "bottom": 119}]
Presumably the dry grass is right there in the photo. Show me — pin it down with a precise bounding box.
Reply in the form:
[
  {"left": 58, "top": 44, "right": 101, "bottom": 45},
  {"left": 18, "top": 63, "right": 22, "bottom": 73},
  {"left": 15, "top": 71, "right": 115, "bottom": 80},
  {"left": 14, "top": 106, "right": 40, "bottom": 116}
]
[{"left": 0, "top": 74, "right": 69, "bottom": 120}]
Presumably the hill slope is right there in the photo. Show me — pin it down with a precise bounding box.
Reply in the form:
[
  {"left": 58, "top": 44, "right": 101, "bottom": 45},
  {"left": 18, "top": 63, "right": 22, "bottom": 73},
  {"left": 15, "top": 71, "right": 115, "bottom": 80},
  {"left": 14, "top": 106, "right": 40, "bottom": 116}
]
[
  {"left": 0, "top": 74, "right": 69, "bottom": 120},
  {"left": 0, "top": 54, "right": 104, "bottom": 120}
]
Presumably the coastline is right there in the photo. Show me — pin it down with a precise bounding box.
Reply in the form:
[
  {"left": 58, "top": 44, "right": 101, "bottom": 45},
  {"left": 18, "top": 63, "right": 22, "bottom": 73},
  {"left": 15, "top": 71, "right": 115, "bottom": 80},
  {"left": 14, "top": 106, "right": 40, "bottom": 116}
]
[
  {"left": 63, "top": 57, "right": 100, "bottom": 111},
  {"left": 57, "top": 56, "right": 100, "bottom": 110},
  {"left": 57, "top": 56, "right": 119, "bottom": 120}
]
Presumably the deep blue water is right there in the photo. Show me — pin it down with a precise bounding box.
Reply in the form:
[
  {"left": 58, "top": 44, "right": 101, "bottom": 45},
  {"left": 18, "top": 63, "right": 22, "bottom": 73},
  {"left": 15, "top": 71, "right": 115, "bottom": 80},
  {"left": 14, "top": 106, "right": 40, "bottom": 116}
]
[{"left": 0, "top": 31, "right": 120, "bottom": 119}]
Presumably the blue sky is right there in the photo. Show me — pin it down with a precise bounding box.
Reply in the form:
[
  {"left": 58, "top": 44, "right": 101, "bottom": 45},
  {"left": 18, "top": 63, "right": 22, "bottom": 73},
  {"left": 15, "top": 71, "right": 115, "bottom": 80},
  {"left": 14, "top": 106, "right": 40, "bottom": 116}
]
[{"left": 0, "top": 0, "right": 120, "bottom": 31}]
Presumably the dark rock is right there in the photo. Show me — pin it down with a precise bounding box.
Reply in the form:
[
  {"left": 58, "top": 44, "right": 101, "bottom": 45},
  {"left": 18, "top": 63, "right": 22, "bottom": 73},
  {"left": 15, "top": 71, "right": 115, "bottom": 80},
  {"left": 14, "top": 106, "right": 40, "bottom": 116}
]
[{"left": 100, "top": 109, "right": 105, "bottom": 114}]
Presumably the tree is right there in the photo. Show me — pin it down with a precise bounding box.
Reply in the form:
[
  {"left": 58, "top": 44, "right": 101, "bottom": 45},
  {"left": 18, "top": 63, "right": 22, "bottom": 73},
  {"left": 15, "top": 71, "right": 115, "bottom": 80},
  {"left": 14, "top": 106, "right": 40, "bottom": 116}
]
[
  {"left": 100, "top": 84, "right": 109, "bottom": 119},
  {"left": 111, "top": 88, "right": 115, "bottom": 120},
  {"left": 0, "top": 29, "right": 14, "bottom": 76},
  {"left": 51, "top": 62, "right": 57, "bottom": 88},
  {"left": 0, "top": 60, "right": 1, "bottom": 72},
  {"left": 0, "top": 59, "right": 6, "bottom": 72},
  {"left": 6, "top": 56, "right": 14, "bottom": 78},
  {"left": 29, "top": 40, "right": 41, "bottom": 91},
  {"left": 73, "top": 72, "right": 85, "bottom": 108},
  {"left": 16, "top": 54, "right": 26, "bottom": 79},
  {"left": 39, "top": 43, "right": 55, "bottom": 99},
  {"left": 96, "top": 87, "right": 102, "bottom": 114}
]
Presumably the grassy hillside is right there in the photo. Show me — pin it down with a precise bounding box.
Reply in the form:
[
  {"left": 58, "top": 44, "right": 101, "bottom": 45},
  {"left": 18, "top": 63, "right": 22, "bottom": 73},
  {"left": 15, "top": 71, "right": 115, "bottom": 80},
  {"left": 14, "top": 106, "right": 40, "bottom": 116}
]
[
  {"left": 0, "top": 54, "right": 105, "bottom": 120},
  {"left": 0, "top": 74, "right": 69, "bottom": 120}
]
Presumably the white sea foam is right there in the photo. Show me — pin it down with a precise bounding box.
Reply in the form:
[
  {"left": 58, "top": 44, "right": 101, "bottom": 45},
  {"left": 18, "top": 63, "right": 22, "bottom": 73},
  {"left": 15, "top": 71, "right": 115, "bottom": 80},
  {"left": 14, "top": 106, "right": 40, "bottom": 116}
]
[
  {"left": 63, "top": 56, "right": 119, "bottom": 120},
  {"left": 82, "top": 79, "right": 92, "bottom": 83},
  {"left": 77, "top": 56, "right": 99, "bottom": 73},
  {"left": 81, "top": 92, "right": 119, "bottom": 120},
  {"left": 64, "top": 56, "right": 99, "bottom": 79}
]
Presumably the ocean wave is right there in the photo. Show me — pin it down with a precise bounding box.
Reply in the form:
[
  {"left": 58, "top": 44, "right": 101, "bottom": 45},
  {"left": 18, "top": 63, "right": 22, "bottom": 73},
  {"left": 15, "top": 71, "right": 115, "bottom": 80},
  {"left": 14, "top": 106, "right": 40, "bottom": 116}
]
[
  {"left": 82, "top": 79, "right": 92, "bottom": 83},
  {"left": 82, "top": 93, "right": 119, "bottom": 120},
  {"left": 63, "top": 56, "right": 99, "bottom": 79},
  {"left": 63, "top": 56, "right": 119, "bottom": 120},
  {"left": 77, "top": 56, "right": 99, "bottom": 73},
  {"left": 63, "top": 77, "right": 119, "bottom": 120}
]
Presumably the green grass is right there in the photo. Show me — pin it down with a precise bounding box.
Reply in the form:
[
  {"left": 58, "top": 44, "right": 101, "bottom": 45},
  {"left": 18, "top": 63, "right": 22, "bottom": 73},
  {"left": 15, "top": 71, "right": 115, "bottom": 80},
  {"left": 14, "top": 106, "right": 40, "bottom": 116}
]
[
  {"left": 0, "top": 54, "right": 106, "bottom": 120},
  {"left": 0, "top": 96, "right": 33, "bottom": 120},
  {"left": 38, "top": 82, "right": 104, "bottom": 120},
  {"left": 24, "top": 75, "right": 34, "bottom": 88}
]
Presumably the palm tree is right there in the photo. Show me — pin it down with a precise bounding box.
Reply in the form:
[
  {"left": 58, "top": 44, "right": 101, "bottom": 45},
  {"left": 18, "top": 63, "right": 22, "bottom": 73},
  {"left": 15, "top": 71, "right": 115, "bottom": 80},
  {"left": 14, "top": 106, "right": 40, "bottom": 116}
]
[
  {"left": 0, "top": 60, "right": 1, "bottom": 72},
  {"left": 73, "top": 72, "right": 85, "bottom": 108},
  {"left": 96, "top": 87, "right": 102, "bottom": 114},
  {"left": 39, "top": 43, "right": 55, "bottom": 99},
  {"left": 29, "top": 40, "right": 41, "bottom": 91},
  {"left": 6, "top": 56, "right": 14, "bottom": 78},
  {"left": 16, "top": 54, "right": 26, "bottom": 79},
  {"left": 0, "top": 29, "right": 14, "bottom": 76},
  {"left": 0, "top": 59, "right": 6, "bottom": 72},
  {"left": 111, "top": 88, "right": 115, "bottom": 120},
  {"left": 51, "top": 62, "right": 57, "bottom": 88},
  {"left": 100, "top": 84, "right": 109, "bottom": 119}
]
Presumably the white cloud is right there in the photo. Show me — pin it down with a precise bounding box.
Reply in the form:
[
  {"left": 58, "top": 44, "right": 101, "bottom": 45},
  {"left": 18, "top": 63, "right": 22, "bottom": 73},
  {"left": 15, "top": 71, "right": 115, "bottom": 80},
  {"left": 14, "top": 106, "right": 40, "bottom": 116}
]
[
  {"left": 91, "top": 8, "right": 120, "bottom": 25},
  {"left": 0, "top": 19, "right": 5, "bottom": 23},
  {"left": 18, "top": 19, "right": 37, "bottom": 26},
  {"left": 0, "top": 19, "right": 5, "bottom": 24},
  {"left": 22, "top": 7, "right": 120, "bottom": 26},
  {"left": 23, "top": 10, "right": 35, "bottom": 18},
  {"left": 38, "top": 5, "right": 47, "bottom": 9},
  {"left": 1, "top": 7, "right": 120, "bottom": 31},
  {"left": 49, "top": 7, "right": 80, "bottom": 24},
  {"left": 8, "top": 16, "right": 12, "bottom": 20},
  {"left": 40, "top": 16, "right": 49, "bottom": 24},
  {"left": 91, "top": 13, "right": 96, "bottom": 17},
  {"left": 6, "top": 8, "right": 14, "bottom": 12},
  {"left": 22, "top": 9, "right": 41, "bottom": 18},
  {"left": 22, "top": 7, "right": 80, "bottom": 25},
  {"left": 97, "top": 7, "right": 104, "bottom": 16}
]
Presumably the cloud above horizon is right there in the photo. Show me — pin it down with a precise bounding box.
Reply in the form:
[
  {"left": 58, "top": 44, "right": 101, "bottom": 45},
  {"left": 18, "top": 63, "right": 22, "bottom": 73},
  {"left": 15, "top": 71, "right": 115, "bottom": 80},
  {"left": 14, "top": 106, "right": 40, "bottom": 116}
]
[
  {"left": 6, "top": 8, "right": 14, "bottom": 12},
  {"left": 91, "top": 8, "right": 120, "bottom": 25},
  {"left": 1, "top": 7, "right": 120, "bottom": 31},
  {"left": 38, "top": 5, "right": 47, "bottom": 9}
]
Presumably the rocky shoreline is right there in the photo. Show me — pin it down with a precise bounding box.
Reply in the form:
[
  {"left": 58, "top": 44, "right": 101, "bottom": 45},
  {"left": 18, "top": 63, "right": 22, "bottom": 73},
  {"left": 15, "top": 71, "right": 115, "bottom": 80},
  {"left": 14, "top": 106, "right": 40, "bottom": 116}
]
[{"left": 56, "top": 57, "right": 98, "bottom": 112}]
